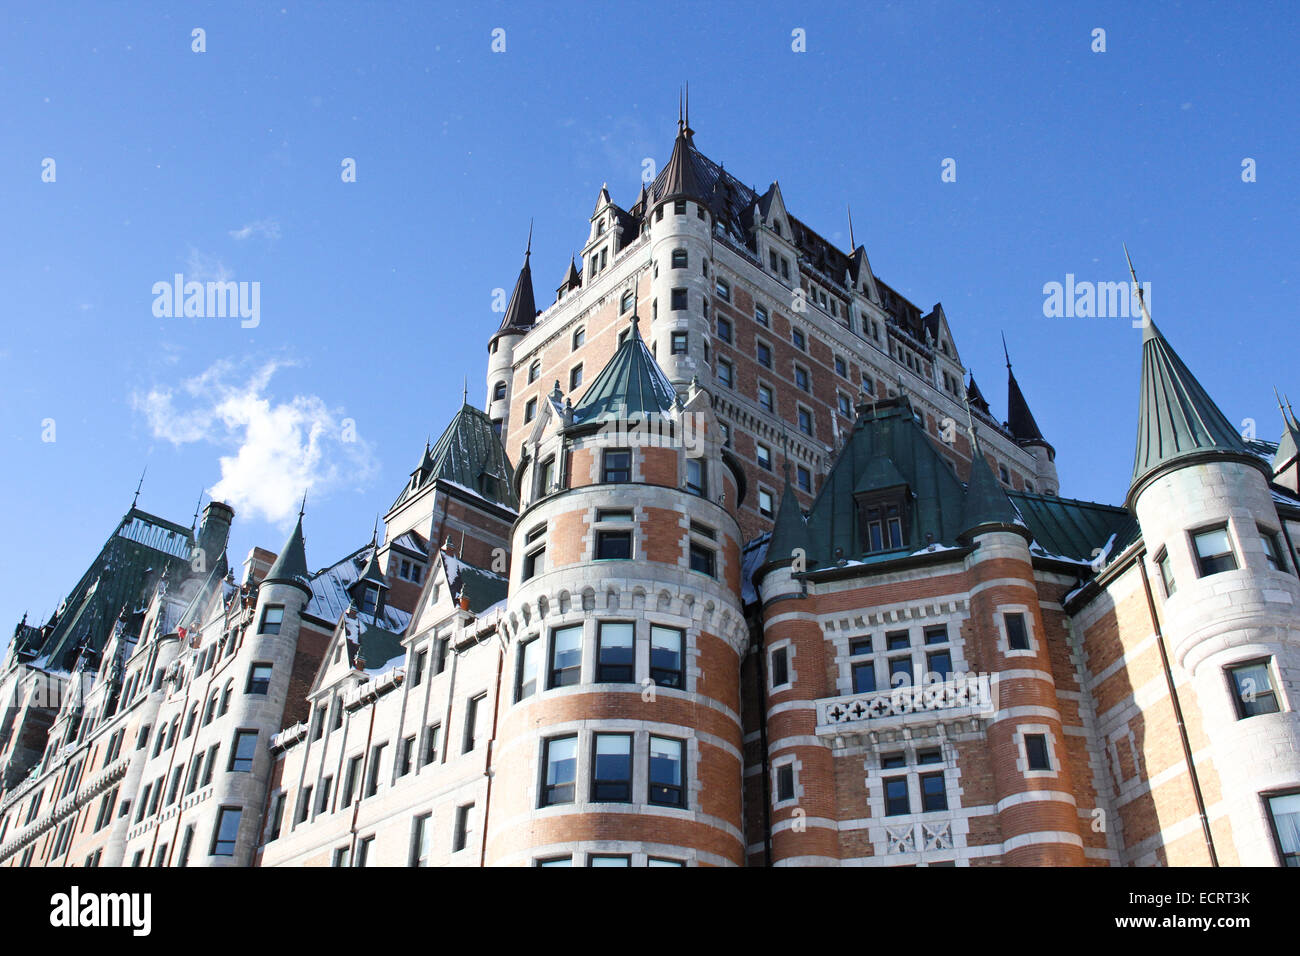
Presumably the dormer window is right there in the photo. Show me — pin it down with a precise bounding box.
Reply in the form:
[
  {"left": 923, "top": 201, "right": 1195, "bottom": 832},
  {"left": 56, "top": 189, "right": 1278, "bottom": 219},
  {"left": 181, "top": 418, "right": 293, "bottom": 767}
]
[
  {"left": 361, "top": 585, "right": 380, "bottom": 615},
  {"left": 864, "top": 504, "right": 904, "bottom": 552}
]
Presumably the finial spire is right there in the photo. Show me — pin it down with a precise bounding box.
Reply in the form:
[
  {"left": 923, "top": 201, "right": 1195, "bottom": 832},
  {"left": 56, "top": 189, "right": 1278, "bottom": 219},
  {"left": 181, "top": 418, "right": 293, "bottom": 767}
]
[
  {"left": 191, "top": 488, "right": 204, "bottom": 532},
  {"left": 678, "top": 88, "right": 684, "bottom": 132},
  {"left": 525, "top": 219, "right": 533, "bottom": 258},
  {"left": 463, "top": 376, "right": 468, "bottom": 405},
  {"left": 131, "top": 467, "right": 146, "bottom": 510},
  {"left": 847, "top": 204, "right": 856, "bottom": 249},
  {"left": 1124, "top": 243, "right": 1154, "bottom": 330},
  {"left": 1001, "top": 331, "right": 1012, "bottom": 370},
  {"left": 370, "top": 514, "right": 379, "bottom": 546},
  {"left": 630, "top": 284, "right": 639, "bottom": 331},
  {"left": 298, "top": 491, "right": 307, "bottom": 518},
  {"left": 684, "top": 81, "right": 690, "bottom": 132}
]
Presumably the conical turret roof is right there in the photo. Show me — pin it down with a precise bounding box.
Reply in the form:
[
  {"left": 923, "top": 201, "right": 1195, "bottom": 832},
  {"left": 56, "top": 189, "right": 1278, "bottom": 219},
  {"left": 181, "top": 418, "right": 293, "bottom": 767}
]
[
  {"left": 1273, "top": 397, "right": 1300, "bottom": 474},
  {"left": 960, "top": 436, "right": 1023, "bottom": 540},
  {"left": 766, "top": 466, "right": 810, "bottom": 568},
  {"left": 264, "top": 510, "right": 312, "bottom": 594},
  {"left": 492, "top": 243, "right": 537, "bottom": 340},
  {"left": 570, "top": 318, "right": 677, "bottom": 425},
  {"left": 1129, "top": 317, "right": 1259, "bottom": 499},
  {"left": 654, "top": 123, "right": 708, "bottom": 205}
]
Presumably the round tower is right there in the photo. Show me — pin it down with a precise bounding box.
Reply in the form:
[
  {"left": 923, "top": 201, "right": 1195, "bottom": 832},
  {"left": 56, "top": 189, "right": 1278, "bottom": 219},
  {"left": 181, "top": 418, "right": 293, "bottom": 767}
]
[
  {"left": 484, "top": 317, "right": 749, "bottom": 867},
  {"left": 1126, "top": 314, "right": 1300, "bottom": 866},
  {"left": 486, "top": 232, "right": 538, "bottom": 438},
  {"left": 204, "top": 506, "right": 315, "bottom": 867},
  {"left": 646, "top": 112, "right": 714, "bottom": 389},
  {"left": 960, "top": 435, "right": 1086, "bottom": 865}
]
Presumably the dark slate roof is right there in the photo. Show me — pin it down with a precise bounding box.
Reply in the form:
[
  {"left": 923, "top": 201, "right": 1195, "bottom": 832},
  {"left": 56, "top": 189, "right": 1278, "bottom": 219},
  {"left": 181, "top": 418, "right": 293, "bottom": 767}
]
[
  {"left": 571, "top": 319, "right": 677, "bottom": 425},
  {"left": 391, "top": 403, "right": 518, "bottom": 512},
  {"left": 304, "top": 545, "right": 413, "bottom": 633},
  {"left": 1274, "top": 407, "right": 1300, "bottom": 474},
  {"left": 1006, "top": 368, "right": 1048, "bottom": 446},
  {"left": 797, "top": 398, "right": 968, "bottom": 567},
  {"left": 18, "top": 509, "right": 195, "bottom": 671},
  {"left": 492, "top": 250, "right": 537, "bottom": 339},
  {"left": 651, "top": 126, "right": 709, "bottom": 205},
  {"left": 263, "top": 514, "right": 311, "bottom": 592},
  {"left": 1010, "top": 491, "right": 1140, "bottom": 564},
  {"left": 966, "top": 374, "right": 991, "bottom": 415},
  {"left": 960, "top": 437, "right": 1023, "bottom": 539},
  {"left": 442, "top": 554, "right": 509, "bottom": 614},
  {"left": 1130, "top": 319, "right": 1260, "bottom": 498},
  {"left": 351, "top": 622, "right": 405, "bottom": 671}
]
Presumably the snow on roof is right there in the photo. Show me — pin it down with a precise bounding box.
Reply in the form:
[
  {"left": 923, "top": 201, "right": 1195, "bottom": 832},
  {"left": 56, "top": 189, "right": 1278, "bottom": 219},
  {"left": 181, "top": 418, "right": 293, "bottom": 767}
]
[{"left": 305, "top": 547, "right": 412, "bottom": 633}]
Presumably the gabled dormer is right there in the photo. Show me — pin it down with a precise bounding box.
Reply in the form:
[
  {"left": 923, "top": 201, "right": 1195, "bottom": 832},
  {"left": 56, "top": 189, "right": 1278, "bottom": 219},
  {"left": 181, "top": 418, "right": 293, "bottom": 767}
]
[
  {"left": 853, "top": 449, "right": 912, "bottom": 554},
  {"left": 348, "top": 543, "right": 389, "bottom": 618}
]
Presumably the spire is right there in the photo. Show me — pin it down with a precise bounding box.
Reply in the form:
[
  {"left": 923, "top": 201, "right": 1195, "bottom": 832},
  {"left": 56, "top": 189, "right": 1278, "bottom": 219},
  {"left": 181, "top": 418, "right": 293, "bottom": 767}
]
[
  {"left": 767, "top": 468, "right": 811, "bottom": 569},
  {"left": 1126, "top": 250, "right": 1264, "bottom": 504},
  {"left": 263, "top": 505, "right": 312, "bottom": 595},
  {"left": 959, "top": 399, "right": 1022, "bottom": 540},
  {"left": 656, "top": 95, "right": 707, "bottom": 205},
  {"left": 1001, "top": 335, "right": 1049, "bottom": 447},
  {"left": 1272, "top": 388, "right": 1300, "bottom": 477},
  {"left": 131, "top": 467, "right": 146, "bottom": 511},
  {"left": 847, "top": 204, "right": 856, "bottom": 250},
  {"left": 966, "top": 373, "right": 991, "bottom": 415},
  {"left": 492, "top": 228, "right": 538, "bottom": 339}
]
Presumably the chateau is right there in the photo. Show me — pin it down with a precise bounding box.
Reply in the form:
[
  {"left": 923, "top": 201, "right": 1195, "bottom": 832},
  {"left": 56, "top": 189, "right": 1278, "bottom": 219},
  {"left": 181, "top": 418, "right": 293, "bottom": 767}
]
[{"left": 2, "top": 109, "right": 1298, "bottom": 868}]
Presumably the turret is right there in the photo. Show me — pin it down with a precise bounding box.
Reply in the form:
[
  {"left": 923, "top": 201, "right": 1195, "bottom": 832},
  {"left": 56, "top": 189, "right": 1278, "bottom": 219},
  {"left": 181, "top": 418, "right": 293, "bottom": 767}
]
[
  {"left": 486, "top": 229, "right": 538, "bottom": 437},
  {"left": 1002, "top": 336, "right": 1059, "bottom": 496},
  {"left": 1123, "top": 254, "right": 1300, "bottom": 866}
]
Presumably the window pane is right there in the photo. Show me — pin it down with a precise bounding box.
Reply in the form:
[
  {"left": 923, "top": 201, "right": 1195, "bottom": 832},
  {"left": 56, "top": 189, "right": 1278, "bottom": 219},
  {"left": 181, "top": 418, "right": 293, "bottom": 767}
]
[
  {"left": 650, "top": 626, "right": 684, "bottom": 688},
  {"left": 593, "top": 734, "right": 632, "bottom": 802},
  {"left": 597, "top": 622, "right": 635, "bottom": 682},
  {"left": 544, "top": 736, "right": 577, "bottom": 805},
  {"left": 550, "top": 626, "right": 582, "bottom": 686},
  {"left": 649, "top": 737, "right": 684, "bottom": 806},
  {"left": 852, "top": 662, "right": 876, "bottom": 694},
  {"left": 1267, "top": 793, "right": 1300, "bottom": 866}
]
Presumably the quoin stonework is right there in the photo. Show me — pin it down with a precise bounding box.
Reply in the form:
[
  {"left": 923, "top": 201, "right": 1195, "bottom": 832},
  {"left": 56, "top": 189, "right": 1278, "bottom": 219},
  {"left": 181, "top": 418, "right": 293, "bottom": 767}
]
[{"left": 3, "top": 110, "right": 1299, "bottom": 868}]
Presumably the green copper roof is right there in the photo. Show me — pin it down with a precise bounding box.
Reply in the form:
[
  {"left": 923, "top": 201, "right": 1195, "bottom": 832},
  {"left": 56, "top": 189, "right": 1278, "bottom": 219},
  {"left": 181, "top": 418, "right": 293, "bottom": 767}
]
[
  {"left": 352, "top": 623, "right": 405, "bottom": 671},
  {"left": 571, "top": 319, "right": 677, "bottom": 425},
  {"left": 766, "top": 471, "right": 810, "bottom": 567},
  {"left": 1009, "top": 491, "right": 1139, "bottom": 564},
  {"left": 960, "top": 437, "right": 1023, "bottom": 539},
  {"left": 796, "top": 398, "right": 968, "bottom": 567},
  {"left": 1130, "top": 318, "right": 1256, "bottom": 497},
  {"left": 264, "top": 513, "right": 311, "bottom": 592},
  {"left": 392, "top": 403, "right": 518, "bottom": 512}
]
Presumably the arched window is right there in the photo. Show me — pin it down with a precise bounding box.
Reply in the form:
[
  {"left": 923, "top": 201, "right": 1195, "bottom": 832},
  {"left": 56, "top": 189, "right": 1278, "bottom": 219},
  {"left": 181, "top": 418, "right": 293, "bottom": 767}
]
[
  {"left": 572, "top": 326, "right": 585, "bottom": 350},
  {"left": 493, "top": 381, "right": 507, "bottom": 402},
  {"left": 528, "top": 361, "right": 540, "bottom": 384},
  {"left": 219, "top": 680, "right": 233, "bottom": 717},
  {"left": 183, "top": 705, "right": 198, "bottom": 739},
  {"left": 203, "top": 689, "right": 219, "bottom": 725},
  {"left": 167, "top": 716, "right": 180, "bottom": 749}
]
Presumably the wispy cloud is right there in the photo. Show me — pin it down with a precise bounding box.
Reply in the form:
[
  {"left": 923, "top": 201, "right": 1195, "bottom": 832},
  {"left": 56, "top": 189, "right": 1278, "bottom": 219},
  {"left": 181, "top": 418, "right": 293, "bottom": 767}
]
[
  {"left": 228, "top": 218, "right": 281, "bottom": 241},
  {"left": 184, "top": 246, "right": 234, "bottom": 283},
  {"left": 132, "top": 359, "right": 377, "bottom": 525}
]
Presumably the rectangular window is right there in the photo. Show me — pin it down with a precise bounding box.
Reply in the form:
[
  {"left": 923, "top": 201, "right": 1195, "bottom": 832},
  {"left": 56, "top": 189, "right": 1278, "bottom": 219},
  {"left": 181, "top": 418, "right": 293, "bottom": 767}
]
[
  {"left": 796, "top": 465, "right": 811, "bottom": 492},
  {"left": 758, "top": 488, "right": 774, "bottom": 518},
  {"left": 589, "top": 855, "right": 630, "bottom": 867},
  {"left": 1266, "top": 792, "right": 1300, "bottom": 867},
  {"left": 211, "top": 807, "right": 242, "bottom": 857},
  {"left": 1261, "top": 528, "right": 1285, "bottom": 571},
  {"left": 201, "top": 744, "right": 219, "bottom": 786},
  {"left": 522, "top": 546, "right": 545, "bottom": 581},
  {"left": 267, "top": 792, "right": 285, "bottom": 840},
  {"left": 756, "top": 341, "right": 772, "bottom": 368},
  {"left": 549, "top": 625, "right": 583, "bottom": 688},
  {"left": 850, "top": 637, "right": 872, "bottom": 656},
  {"left": 776, "top": 764, "right": 795, "bottom": 802},
  {"left": 356, "top": 835, "right": 375, "bottom": 867},
  {"left": 453, "top": 804, "right": 474, "bottom": 853},
  {"left": 791, "top": 328, "right": 805, "bottom": 351},
  {"left": 1228, "top": 659, "right": 1281, "bottom": 718},
  {"left": 603, "top": 449, "right": 632, "bottom": 483},
  {"left": 852, "top": 662, "right": 877, "bottom": 694},
  {"left": 569, "top": 363, "right": 583, "bottom": 390},
  {"left": 886, "top": 630, "right": 910, "bottom": 651},
  {"left": 671, "top": 331, "right": 689, "bottom": 354},
  {"left": 650, "top": 625, "right": 684, "bottom": 689},
  {"left": 332, "top": 847, "right": 350, "bottom": 867},
  {"left": 797, "top": 407, "right": 814, "bottom": 437},
  {"left": 411, "top": 649, "right": 427, "bottom": 688},
  {"left": 311, "top": 704, "right": 328, "bottom": 740},
  {"left": 540, "top": 735, "right": 579, "bottom": 806},
  {"left": 1193, "top": 526, "right": 1238, "bottom": 576},
  {"left": 259, "top": 606, "right": 284, "bottom": 635},
  {"left": 515, "top": 637, "right": 539, "bottom": 702},
  {"left": 689, "top": 542, "right": 716, "bottom": 577},
  {"left": 794, "top": 365, "right": 809, "bottom": 392},
  {"left": 716, "top": 278, "right": 731, "bottom": 301},
  {"left": 889, "top": 656, "right": 913, "bottom": 687},
  {"left": 1025, "top": 733, "right": 1051, "bottom": 771},
  {"left": 342, "top": 755, "right": 363, "bottom": 805},
  {"left": 716, "top": 316, "right": 732, "bottom": 343},
  {"left": 927, "top": 650, "right": 953, "bottom": 680},
  {"left": 838, "top": 393, "right": 852, "bottom": 417},
  {"left": 924, "top": 625, "right": 948, "bottom": 645},
  {"left": 365, "top": 742, "right": 387, "bottom": 797},
  {"left": 686, "top": 458, "right": 706, "bottom": 496},
  {"left": 884, "top": 777, "right": 910, "bottom": 816},
  {"left": 649, "top": 736, "right": 685, "bottom": 807},
  {"left": 674, "top": 200, "right": 686, "bottom": 215},
  {"left": 1004, "top": 612, "right": 1030, "bottom": 650},
  {"left": 177, "top": 826, "right": 194, "bottom": 867},
  {"left": 834, "top": 355, "right": 847, "bottom": 377},
  {"left": 463, "top": 694, "right": 485, "bottom": 753},
  {"left": 717, "top": 358, "right": 733, "bottom": 388},
  {"left": 671, "top": 288, "right": 687, "bottom": 311},
  {"left": 229, "top": 731, "right": 257, "bottom": 772},
  {"left": 524, "top": 397, "right": 537, "bottom": 423},
  {"left": 246, "top": 663, "right": 272, "bottom": 695},
  {"left": 596, "top": 622, "right": 635, "bottom": 683},
  {"left": 592, "top": 733, "right": 633, "bottom": 802},
  {"left": 755, "top": 304, "right": 769, "bottom": 327},
  {"left": 397, "top": 736, "right": 415, "bottom": 777},
  {"left": 422, "top": 724, "right": 441, "bottom": 766},
  {"left": 921, "top": 772, "right": 947, "bottom": 811},
  {"left": 411, "top": 813, "right": 432, "bottom": 867},
  {"left": 771, "top": 646, "right": 790, "bottom": 686},
  {"left": 756, "top": 443, "right": 771, "bottom": 471},
  {"left": 670, "top": 249, "right": 687, "bottom": 269},
  {"left": 596, "top": 529, "right": 632, "bottom": 560}
]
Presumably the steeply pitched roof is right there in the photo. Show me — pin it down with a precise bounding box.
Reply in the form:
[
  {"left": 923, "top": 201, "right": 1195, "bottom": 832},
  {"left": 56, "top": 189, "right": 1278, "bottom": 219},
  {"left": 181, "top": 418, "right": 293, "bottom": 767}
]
[
  {"left": 492, "top": 248, "right": 537, "bottom": 339},
  {"left": 765, "top": 471, "right": 809, "bottom": 568},
  {"left": 570, "top": 319, "right": 677, "bottom": 425},
  {"left": 442, "top": 554, "right": 509, "bottom": 614},
  {"left": 652, "top": 125, "right": 709, "bottom": 205},
  {"left": 1130, "top": 318, "right": 1261, "bottom": 501},
  {"left": 1274, "top": 403, "right": 1300, "bottom": 474},
  {"left": 960, "top": 437, "right": 1023, "bottom": 539},
  {"left": 1010, "top": 491, "right": 1139, "bottom": 564},
  {"left": 263, "top": 513, "right": 311, "bottom": 593},
  {"left": 966, "top": 374, "right": 991, "bottom": 415},
  {"left": 304, "top": 545, "right": 412, "bottom": 633},
  {"left": 391, "top": 403, "right": 518, "bottom": 512},
  {"left": 1006, "top": 367, "right": 1047, "bottom": 446}
]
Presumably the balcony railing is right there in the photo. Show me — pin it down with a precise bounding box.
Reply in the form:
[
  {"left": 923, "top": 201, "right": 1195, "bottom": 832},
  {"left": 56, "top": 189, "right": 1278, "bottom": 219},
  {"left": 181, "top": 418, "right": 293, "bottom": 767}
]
[{"left": 816, "top": 674, "right": 996, "bottom": 734}]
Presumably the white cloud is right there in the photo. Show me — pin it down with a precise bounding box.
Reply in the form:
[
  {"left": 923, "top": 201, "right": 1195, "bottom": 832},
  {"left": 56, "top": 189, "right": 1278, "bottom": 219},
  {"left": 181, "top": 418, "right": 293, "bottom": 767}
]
[
  {"left": 132, "top": 359, "right": 377, "bottom": 525},
  {"left": 228, "top": 218, "right": 281, "bottom": 241},
  {"left": 184, "top": 246, "right": 234, "bottom": 283}
]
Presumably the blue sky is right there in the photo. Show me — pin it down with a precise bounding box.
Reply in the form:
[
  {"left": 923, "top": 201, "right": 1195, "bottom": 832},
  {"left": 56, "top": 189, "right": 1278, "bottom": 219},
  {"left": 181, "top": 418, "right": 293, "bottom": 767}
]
[{"left": 2, "top": 1, "right": 1296, "bottom": 656}]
